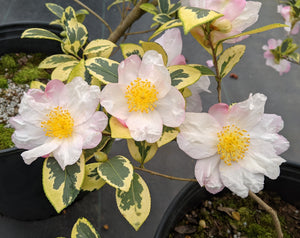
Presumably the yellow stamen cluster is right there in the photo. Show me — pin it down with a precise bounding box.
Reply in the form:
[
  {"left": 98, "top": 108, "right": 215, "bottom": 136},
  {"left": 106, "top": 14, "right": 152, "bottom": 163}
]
[
  {"left": 41, "top": 106, "right": 74, "bottom": 139},
  {"left": 217, "top": 124, "right": 250, "bottom": 166},
  {"left": 125, "top": 77, "right": 159, "bottom": 113}
]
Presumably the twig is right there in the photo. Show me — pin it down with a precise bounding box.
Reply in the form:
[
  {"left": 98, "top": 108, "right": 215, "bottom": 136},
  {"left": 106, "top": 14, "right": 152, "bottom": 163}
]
[
  {"left": 125, "top": 28, "right": 157, "bottom": 36},
  {"left": 72, "top": 0, "right": 113, "bottom": 34},
  {"left": 249, "top": 191, "right": 283, "bottom": 238},
  {"left": 134, "top": 166, "right": 198, "bottom": 182}
]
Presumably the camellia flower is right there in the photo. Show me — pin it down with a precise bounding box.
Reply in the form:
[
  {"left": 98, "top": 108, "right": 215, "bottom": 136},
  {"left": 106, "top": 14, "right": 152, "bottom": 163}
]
[
  {"left": 155, "top": 28, "right": 211, "bottom": 112},
  {"left": 278, "top": 5, "right": 300, "bottom": 35},
  {"left": 10, "top": 77, "right": 108, "bottom": 170},
  {"left": 181, "top": 0, "right": 262, "bottom": 44},
  {"left": 262, "top": 38, "right": 291, "bottom": 75},
  {"left": 100, "top": 50, "right": 186, "bottom": 143},
  {"left": 177, "top": 93, "right": 289, "bottom": 198}
]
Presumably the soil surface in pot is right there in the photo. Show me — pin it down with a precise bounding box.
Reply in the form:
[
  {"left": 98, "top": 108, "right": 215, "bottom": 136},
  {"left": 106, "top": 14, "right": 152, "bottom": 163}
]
[
  {"left": 170, "top": 190, "right": 300, "bottom": 238},
  {"left": 0, "top": 52, "right": 50, "bottom": 149}
]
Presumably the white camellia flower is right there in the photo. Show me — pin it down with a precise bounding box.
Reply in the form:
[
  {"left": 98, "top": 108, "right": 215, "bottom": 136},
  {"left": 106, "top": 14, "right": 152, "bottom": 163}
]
[
  {"left": 177, "top": 93, "right": 289, "bottom": 198},
  {"left": 100, "top": 50, "right": 186, "bottom": 143},
  {"left": 10, "top": 77, "right": 108, "bottom": 170}
]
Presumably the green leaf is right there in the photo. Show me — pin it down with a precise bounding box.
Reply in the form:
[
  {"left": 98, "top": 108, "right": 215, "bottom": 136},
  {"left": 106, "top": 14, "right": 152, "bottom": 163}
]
[
  {"left": 120, "top": 43, "right": 144, "bottom": 59},
  {"left": 157, "top": 126, "right": 179, "bottom": 147},
  {"left": 39, "top": 54, "right": 78, "bottom": 69},
  {"left": 127, "top": 140, "right": 158, "bottom": 165},
  {"left": 178, "top": 7, "right": 223, "bottom": 34},
  {"left": 140, "top": 41, "right": 168, "bottom": 66},
  {"left": 190, "top": 64, "right": 216, "bottom": 76},
  {"left": 75, "top": 9, "right": 89, "bottom": 23},
  {"left": 98, "top": 156, "right": 133, "bottom": 192},
  {"left": 107, "top": 0, "right": 131, "bottom": 10},
  {"left": 67, "top": 59, "right": 89, "bottom": 83},
  {"left": 168, "top": 2, "right": 181, "bottom": 15},
  {"left": 21, "top": 28, "right": 62, "bottom": 42},
  {"left": 51, "top": 61, "right": 79, "bottom": 81},
  {"left": 84, "top": 39, "right": 116, "bottom": 58},
  {"left": 149, "top": 19, "right": 183, "bottom": 40},
  {"left": 71, "top": 217, "right": 101, "bottom": 238},
  {"left": 46, "top": 3, "right": 64, "bottom": 19},
  {"left": 140, "top": 3, "right": 158, "bottom": 15},
  {"left": 169, "top": 65, "right": 202, "bottom": 89},
  {"left": 43, "top": 155, "right": 85, "bottom": 213},
  {"left": 81, "top": 163, "right": 106, "bottom": 192},
  {"left": 158, "top": 0, "right": 170, "bottom": 14},
  {"left": 217, "top": 45, "right": 246, "bottom": 79},
  {"left": 153, "top": 13, "right": 172, "bottom": 24},
  {"left": 116, "top": 173, "right": 151, "bottom": 231},
  {"left": 85, "top": 57, "right": 119, "bottom": 84},
  {"left": 83, "top": 136, "right": 112, "bottom": 161}
]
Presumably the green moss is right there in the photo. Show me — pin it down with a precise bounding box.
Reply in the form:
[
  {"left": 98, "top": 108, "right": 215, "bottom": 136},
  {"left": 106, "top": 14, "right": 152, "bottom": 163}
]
[
  {"left": 0, "top": 54, "right": 17, "bottom": 74},
  {"left": 12, "top": 64, "right": 50, "bottom": 84},
  {"left": 0, "top": 124, "right": 14, "bottom": 150},
  {"left": 0, "top": 75, "right": 8, "bottom": 88}
]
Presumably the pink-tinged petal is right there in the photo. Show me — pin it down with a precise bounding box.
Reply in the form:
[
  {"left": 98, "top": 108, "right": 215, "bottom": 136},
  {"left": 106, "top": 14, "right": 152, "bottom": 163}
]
[
  {"left": 100, "top": 84, "right": 130, "bottom": 120},
  {"left": 44, "top": 79, "right": 65, "bottom": 105},
  {"left": 272, "top": 135, "right": 290, "bottom": 155},
  {"left": 208, "top": 103, "right": 229, "bottom": 126},
  {"left": 267, "top": 38, "right": 281, "bottom": 50},
  {"left": 126, "top": 110, "right": 163, "bottom": 143},
  {"left": 63, "top": 77, "right": 101, "bottom": 125},
  {"left": 207, "top": 0, "right": 246, "bottom": 21},
  {"left": 277, "top": 5, "right": 291, "bottom": 21},
  {"left": 206, "top": 60, "right": 214, "bottom": 68},
  {"left": 21, "top": 139, "right": 60, "bottom": 165},
  {"left": 155, "top": 28, "right": 183, "bottom": 66},
  {"left": 183, "top": 0, "right": 205, "bottom": 8},
  {"left": 52, "top": 135, "right": 83, "bottom": 169},
  {"left": 227, "top": 93, "right": 267, "bottom": 130},
  {"left": 118, "top": 54, "right": 141, "bottom": 85},
  {"left": 75, "top": 111, "right": 108, "bottom": 149},
  {"left": 10, "top": 117, "right": 47, "bottom": 150},
  {"left": 156, "top": 87, "right": 185, "bottom": 127},
  {"left": 291, "top": 22, "right": 300, "bottom": 35},
  {"left": 265, "top": 58, "right": 291, "bottom": 75},
  {"left": 138, "top": 50, "right": 171, "bottom": 98},
  {"left": 169, "top": 55, "right": 186, "bottom": 66},
  {"left": 177, "top": 113, "right": 220, "bottom": 159},
  {"left": 231, "top": 1, "right": 261, "bottom": 32},
  {"left": 195, "top": 155, "right": 224, "bottom": 194},
  {"left": 219, "top": 163, "right": 250, "bottom": 198}
]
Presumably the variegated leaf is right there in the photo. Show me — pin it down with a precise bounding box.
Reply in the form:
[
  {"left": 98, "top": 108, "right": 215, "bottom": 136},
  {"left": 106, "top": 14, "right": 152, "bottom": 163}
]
[
  {"left": 84, "top": 39, "right": 116, "bottom": 59},
  {"left": 42, "top": 155, "right": 85, "bottom": 213},
  {"left": 157, "top": 126, "right": 179, "bottom": 147},
  {"left": 168, "top": 2, "right": 181, "bottom": 15},
  {"left": 107, "top": 0, "right": 131, "bottom": 10},
  {"left": 46, "top": 3, "right": 64, "bottom": 18},
  {"left": 39, "top": 54, "right": 78, "bottom": 69},
  {"left": 168, "top": 65, "right": 201, "bottom": 89},
  {"left": 85, "top": 57, "right": 119, "bottom": 84},
  {"left": 75, "top": 9, "right": 89, "bottom": 23},
  {"left": 158, "top": 0, "right": 170, "bottom": 13},
  {"left": 110, "top": 117, "right": 132, "bottom": 139},
  {"left": 71, "top": 217, "right": 101, "bottom": 238},
  {"left": 127, "top": 139, "right": 158, "bottom": 165},
  {"left": 98, "top": 156, "right": 133, "bottom": 192},
  {"left": 30, "top": 80, "right": 46, "bottom": 90},
  {"left": 153, "top": 13, "right": 172, "bottom": 24},
  {"left": 189, "top": 64, "right": 215, "bottom": 76},
  {"left": 140, "top": 41, "right": 168, "bottom": 66},
  {"left": 120, "top": 43, "right": 144, "bottom": 59},
  {"left": 149, "top": 19, "right": 183, "bottom": 40},
  {"left": 178, "top": 7, "right": 223, "bottom": 34},
  {"left": 139, "top": 3, "right": 158, "bottom": 15},
  {"left": 217, "top": 45, "right": 245, "bottom": 79},
  {"left": 81, "top": 163, "right": 106, "bottom": 192},
  {"left": 67, "top": 59, "right": 90, "bottom": 83},
  {"left": 116, "top": 173, "right": 151, "bottom": 231},
  {"left": 21, "top": 28, "right": 62, "bottom": 42},
  {"left": 83, "top": 136, "right": 112, "bottom": 161},
  {"left": 51, "top": 61, "right": 78, "bottom": 81}
]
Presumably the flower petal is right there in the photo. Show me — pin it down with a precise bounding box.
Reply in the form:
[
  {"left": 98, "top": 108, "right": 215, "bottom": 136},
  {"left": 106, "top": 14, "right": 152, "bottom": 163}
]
[
  {"left": 195, "top": 155, "right": 224, "bottom": 194},
  {"left": 156, "top": 86, "right": 185, "bottom": 127},
  {"left": 44, "top": 79, "right": 66, "bottom": 105},
  {"left": 126, "top": 110, "right": 163, "bottom": 143},
  {"left": 208, "top": 103, "right": 229, "bottom": 126},
  {"left": 118, "top": 54, "right": 141, "bottom": 85},
  {"left": 177, "top": 113, "right": 220, "bottom": 159}
]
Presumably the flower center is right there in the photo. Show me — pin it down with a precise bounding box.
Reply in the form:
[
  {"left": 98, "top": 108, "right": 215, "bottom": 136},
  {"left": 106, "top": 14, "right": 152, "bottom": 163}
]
[
  {"left": 125, "top": 77, "right": 158, "bottom": 113},
  {"left": 217, "top": 125, "right": 250, "bottom": 166},
  {"left": 41, "top": 106, "right": 74, "bottom": 139}
]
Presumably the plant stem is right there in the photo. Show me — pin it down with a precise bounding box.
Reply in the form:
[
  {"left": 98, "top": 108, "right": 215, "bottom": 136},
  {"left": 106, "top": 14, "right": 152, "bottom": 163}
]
[
  {"left": 72, "top": 0, "right": 113, "bottom": 34},
  {"left": 249, "top": 191, "right": 283, "bottom": 238},
  {"left": 125, "top": 28, "right": 157, "bottom": 36},
  {"left": 134, "top": 166, "right": 197, "bottom": 182}
]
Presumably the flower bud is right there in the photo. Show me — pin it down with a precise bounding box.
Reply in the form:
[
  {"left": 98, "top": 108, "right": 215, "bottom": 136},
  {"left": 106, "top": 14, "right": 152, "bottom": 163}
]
[{"left": 212, "top": 19, "right": 232, "bottom": 33}]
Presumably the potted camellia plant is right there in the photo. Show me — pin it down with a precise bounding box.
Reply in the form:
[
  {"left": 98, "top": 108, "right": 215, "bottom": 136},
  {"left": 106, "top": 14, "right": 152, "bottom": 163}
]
[{"left": 2, "top": 0, "right": 300, "bottom": 237}]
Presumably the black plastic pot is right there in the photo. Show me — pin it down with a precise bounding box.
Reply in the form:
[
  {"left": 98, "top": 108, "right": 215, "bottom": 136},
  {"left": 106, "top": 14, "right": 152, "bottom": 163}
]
[
  {"left": 0, "top": 23, "right": 62, "bottom": 220},
  {"left": 154, "top": 162, "right": 300, "bottom": 238}
]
